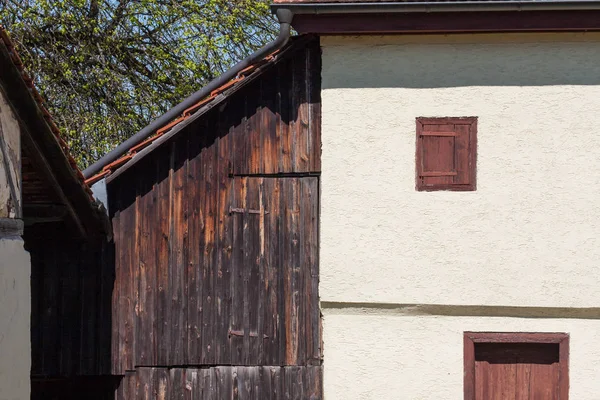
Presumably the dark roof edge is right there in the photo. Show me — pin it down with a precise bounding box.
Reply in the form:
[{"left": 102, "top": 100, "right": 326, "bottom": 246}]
[{"left": 272, "top": 0, "right": 600, "bottom": 14}]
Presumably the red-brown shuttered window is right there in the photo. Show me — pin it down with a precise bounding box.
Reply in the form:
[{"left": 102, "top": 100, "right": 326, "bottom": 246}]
[{"left": 416, "top": 117, "right": 477, "bottom": 191}]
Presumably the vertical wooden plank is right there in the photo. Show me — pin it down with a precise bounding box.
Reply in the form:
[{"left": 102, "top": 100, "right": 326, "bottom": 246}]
[
  {"left": 111, "top": 198, "right": 122, "bottom": 374},
  {"left": 307, "top": 366, "right": 323, "bottom": 400},
  {"left": 215, "top": 366, "right": 233, "bottom": 400},
  {"left": 97, "top": 239, "right": 112, "bottom": 375},
  {"left": 41, "top": 243, "right": 59, "bottom": 375},
  {"left": 308, "top": 38, "right": 322, "bottom": 173},
  {"left": 559, "top": 337, "right": 569, "bottom": 400},
  {"left": 262, "top": 178, "right": 277, "bottom": 365},
  {"left": 278, "top": 59, "right": 292, "bottom": 174},
  {"left": 276, "top": 178, "right": 287, "bottom": 365},
  {"left": 247, "top": 84, "right": 262, "bottom": 175},
  {"left": 284, "top": 366, "right": 294, "bottom": 400},
  {"left": 271, "top": 366, "right": 283, "bottom": 400},
  {"left": 129, "top": 371, "right": 138, "bottom": 400},
  {"left": 149, "top": 368, "right": 159, "bottom": 400},
  {"left": 283, "top": 178, "right": 300, "bottom": 365},
  {"left": 84, "top": 246, "right": 99, "bottom": 374},
  {"left": 136, "top": 157, "right": 157, "bottom": 366},
  {"left": 293, "top": 50, "right": 309, "bottom": 173},
  {"left": 421, "top": 123, "right": 455, "bottom": 186},
  {"left": 156, "top": 146, "right": 172, "bottom": 366},
  {"left": 116, "top": 174, "right": 138, "bottom": 372},
  {"left": 171, "top": 368, "right": 185, "bottom": 400},
  {"left": 295, "top": 179, "right": 306, "bottom": 365},
  {"left": 216, "top": 118, "right": 233, "bottom": 365},
  {"left": 169, "top": 134, "right": 189, "bottom": 366},
  {"left": 233, "top": 96, "right": 249, "bottom": 176},
  {"left": 244, "top": 178, "right": 261, "bottom": 364},
  {"left": 201, "top": 129, "right": 217, "bottom": 365},
  {"left": 261, "top": 71, "right": 279, "bottom": 175},
  {"left": 304, "top": 178, "right": 320, "bottom": 363},
  {"left": 61, "top": 245, "right": 78, "bottom": 375},
  {"left": 237, "top": 367, "right": 250, "bottom": 399},
  {"left": 231, "top": 367, "right": 239, "bottom": 400},
  {"left": 454, "top": 123, "right": 471, "bottom": 185},
  {"left": 184, "top": 368, "right": 198, "bottom": 400},
  {"left": 260, "top": 367, "right": 271, "bottom": 400},
  {"left": 137, "top": 368, "right": 152, "bottom": 400},
  {"left": 230, "top": 177, "right": 246, "bottom": 364},
  {"left": 129, "top": 173, "right": 140, "bottom": 371},
  {"left": 187, "top": 128, "right": 202, "bottom": 365},
  {"left": 156, "top": 368, "right": 169, "bottom": 400}
]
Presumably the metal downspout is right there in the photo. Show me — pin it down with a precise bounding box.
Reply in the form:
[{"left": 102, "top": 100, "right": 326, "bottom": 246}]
[{"left": 83, "top": 9, "right": 294, "bottom": 179}]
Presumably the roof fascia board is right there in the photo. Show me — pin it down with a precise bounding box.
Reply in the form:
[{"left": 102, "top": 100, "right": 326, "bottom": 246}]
[
  {"left": 287, "top": 9, "right": 600, "bottom": 34},
  {"left": 272, "top": 1, "right": 600, "bottom": 14}
]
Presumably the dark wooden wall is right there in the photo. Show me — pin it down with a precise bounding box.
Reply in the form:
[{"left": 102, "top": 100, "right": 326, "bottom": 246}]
[
  {"left": 108, "top": 36, "right": 322, "bottom": 398},
  {"left": 116, "top": 366, "right": 322, "bottom": 399},
  {"left": 26, "top": 222, "right": 115, "bottom": 399}
]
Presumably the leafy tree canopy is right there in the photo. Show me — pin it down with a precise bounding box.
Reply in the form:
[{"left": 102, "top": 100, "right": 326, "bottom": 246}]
[{"left": 0, "top": 0, "right": 275, "bottom": 168}]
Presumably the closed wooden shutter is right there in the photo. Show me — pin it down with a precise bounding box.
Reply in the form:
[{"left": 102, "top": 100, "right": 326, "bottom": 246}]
[{"left": 416, "top": 117, "right": 477, "bottom": 191}]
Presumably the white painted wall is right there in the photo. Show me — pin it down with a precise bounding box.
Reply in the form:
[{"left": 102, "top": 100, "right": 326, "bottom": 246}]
[
  {"left": 323, "top": 309, "right": 599, "bottom": 400},
  {"left": 0, "top": 237, "right": 30, "bottom": 400},
  {"left": 321, "top": 33, "right": 600, "bottom": 308}
]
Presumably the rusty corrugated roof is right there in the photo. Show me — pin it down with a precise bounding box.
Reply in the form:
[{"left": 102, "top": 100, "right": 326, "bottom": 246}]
[
  {"left": 84, "top": 42, "right": 291, "bottom": 186},
  {"left": 0, "top": 26, "right": 94, "bottom": 199}
]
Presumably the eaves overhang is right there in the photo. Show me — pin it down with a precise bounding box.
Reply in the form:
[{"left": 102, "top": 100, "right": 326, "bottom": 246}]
[
  {"left": 271, "top": 1, "right": 600, "bottom": 34},
  {"left": 272, "top": 0, "right": 600, "bottom": 13}
]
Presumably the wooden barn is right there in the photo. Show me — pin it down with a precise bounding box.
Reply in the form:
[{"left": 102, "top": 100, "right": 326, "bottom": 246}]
[{"left": 86, "top": 35, "right": 323, "bottom": 398}]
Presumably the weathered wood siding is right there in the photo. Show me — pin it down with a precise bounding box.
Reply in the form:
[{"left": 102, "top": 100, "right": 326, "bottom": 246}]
[
  {"left": 26, "top": 223, "right": 114, "bottom": 379},
  {"left": 116, "top": 366, "right": 322, "bottom": 400},
  {"left": 108, "top": 36, "right": 322, "bottom": 398}
]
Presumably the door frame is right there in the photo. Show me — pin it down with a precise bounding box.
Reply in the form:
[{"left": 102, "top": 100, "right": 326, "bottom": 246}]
[{"left": 464, "top": 332, "right": 569, "bottom": 400}]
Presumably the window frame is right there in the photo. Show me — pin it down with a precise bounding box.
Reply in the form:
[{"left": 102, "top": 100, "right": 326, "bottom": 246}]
[
  {"left": 463, "top": 332, "right": 570, "bottom": 400},
  {"left": 415, "top": 117, "right": 477, "bottom": 192}
]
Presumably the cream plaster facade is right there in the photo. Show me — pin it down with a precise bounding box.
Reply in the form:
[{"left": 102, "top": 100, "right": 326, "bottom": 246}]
[
  {"left": 323, "top": 309, "right": 600, "bottom": 399},
  {"left": 320, "top": 33, "right": 600, "bottom": 399},
  {"left": 0, "top": 238, "right": 30, "bottom": 400}
]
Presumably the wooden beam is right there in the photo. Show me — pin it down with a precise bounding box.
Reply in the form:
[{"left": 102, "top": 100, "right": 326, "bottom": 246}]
[{"left": 20, "top": 130, "right": 87, "bottom": 238}]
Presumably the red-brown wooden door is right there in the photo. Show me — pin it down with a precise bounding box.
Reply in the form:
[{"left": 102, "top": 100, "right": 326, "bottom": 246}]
[{"left": 474, "top": 343, "right": 561, "bottom": 399}]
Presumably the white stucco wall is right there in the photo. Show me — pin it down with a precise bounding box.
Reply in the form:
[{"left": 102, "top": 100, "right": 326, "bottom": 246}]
[
  {"left": 323, "top": 309, "right": 599, "bottom": 400},
  {"left": 321, "top": 33, "right": 600, "bottom": 308},
  {"left": 0, "top": 237, "right": 30, "bottom": 400}
]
